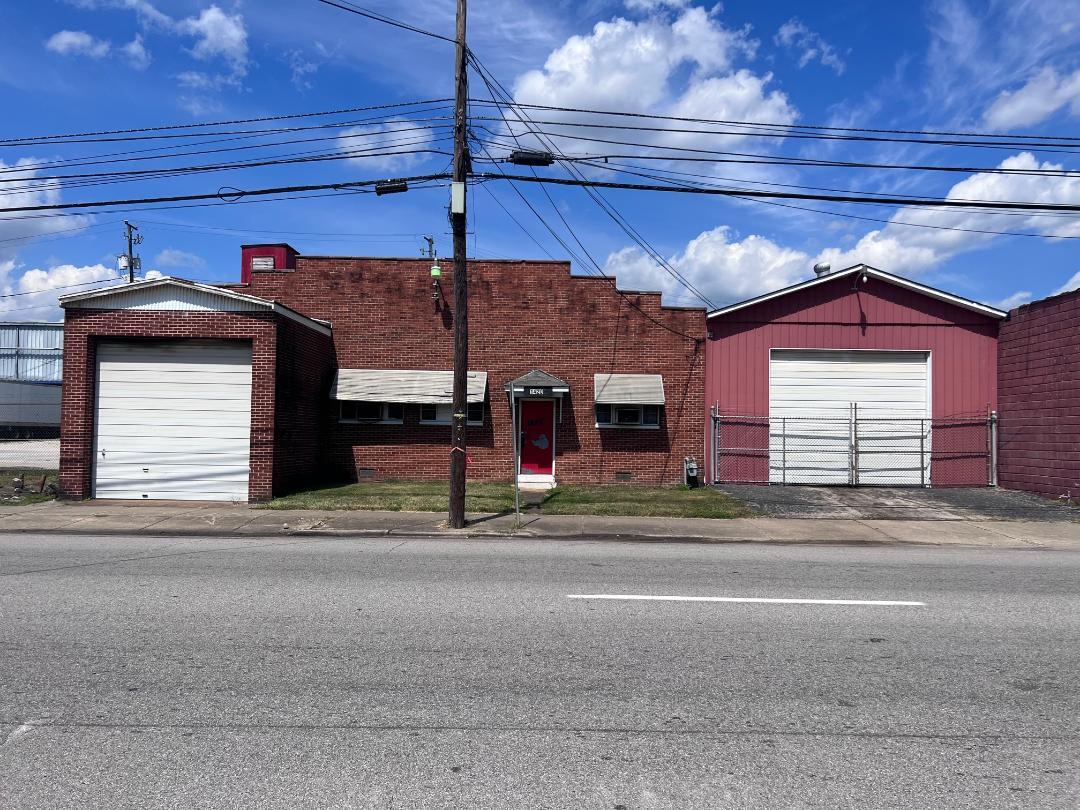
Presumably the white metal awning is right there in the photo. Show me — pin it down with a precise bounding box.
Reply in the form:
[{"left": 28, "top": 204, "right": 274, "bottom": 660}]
[
  {"left": 331, "top": 369, "right": 487, "bottom": 403},
  {"left": 594, "top": 373, "right": 665, "bottom": 405}
]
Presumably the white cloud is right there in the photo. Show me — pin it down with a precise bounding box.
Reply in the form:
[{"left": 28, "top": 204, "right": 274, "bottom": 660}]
[
  {"left": 983, "top": 67, "right": 1080, "bottom": 130},
  {"left": 0, "top": 263, "right": 120, "bottom": 320},
  {"left": 775, "top": 18, "right": 845, "bottom": 75},
  {"left": 510, "top": 5, "right": 793, "bottom": 162},
  {"left": 45, "top": 30, "right": 111, "bottom": 58},
  {"left": 66, "top": 1, "right": 249, "bottom": 88},
  {"left": 604, "top": 226, "right": 809, "bottom": 306},
  {"left": 624, "top": 0, "right": 690, "bottom": 11},
  {"left": 178, "top": 5, "right": 248, "bottom": 79},
  {"left": 994, "top": 290, "right": 1033, "bottom": 310},
  {"left": 120, "top": 33, "right": 151, "bottom": 69},
  {"left": 0, "top": 160, "right": 94, "bottom": 263},
  {"left": 602, "top": 151, "right": 1080, "bottom": 306},
  {"left": 287, "top": 50, "right": 320, "bottom": 91},
  {"left": 337, "top": 120, "right": 437, "bottom": 171},
  {"left": 1053, "top": 270, "right": 1080, "bottom": 296},
  {"left": 153, "top": 248, "right": 205, "bottom": 270},
  {"left": 815, "top": 152, "right": 1080, "bottom": 276}
]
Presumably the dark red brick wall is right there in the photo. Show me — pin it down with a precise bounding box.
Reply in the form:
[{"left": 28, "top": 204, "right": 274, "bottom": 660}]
[
  {"left": 59, "top": 309, "right": 279, "bottom": 502},
  {"left": 997, "top": 289, "right": 1080, "bottom": 499},
  {"left": 229, "top": 258, "right": 705, "bottom": 485},
  {"left": 273, "top": 317, "right": 335, "bottom": 493}
]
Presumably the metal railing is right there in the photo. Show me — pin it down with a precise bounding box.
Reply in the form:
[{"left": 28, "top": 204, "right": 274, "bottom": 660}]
[{"left": 711, "top": 409, "right": 996, "bottom": 487}]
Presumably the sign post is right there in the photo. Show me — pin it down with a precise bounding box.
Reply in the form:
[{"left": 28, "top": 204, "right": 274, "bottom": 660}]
[{"left": 510, "top": 386, "right": 520, "bottom": 522}]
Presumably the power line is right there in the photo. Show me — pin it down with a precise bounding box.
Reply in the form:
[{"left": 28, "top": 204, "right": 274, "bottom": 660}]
[
  {"left": 469, "top": 54, "right": 715, "bottom": 309},
  {"left": 575, "top": 160, "right": 1080, "bottom": 240},
  {"left": 0, "top": 173, "right": 453, "bottom": 214},
  {"left": 0, "top": 274, "right": 128, "bottom": 300},
  {"left": 467, "top": 115, "right": 1080, "bottom": 154},
  {"left": 0, "top": 108, "right": 455, "bottom": 175},
  {"left": 314, "top": 0, "right": 455, "bottom": 43},
  {"left": 0, "top": 99, "right": 452, "bottom": 146},
  {"left": 467, "top": 61, "right": 707, "bottom": 336},
  {"left": 468, "top": 99, "right": 1080, "bottom": 143},
  {"left": 476, "top": 127, "right": 1079, "bottom": 178},
  {"left": 476, "top": 171, "right": 1080, "bottom": 213}
]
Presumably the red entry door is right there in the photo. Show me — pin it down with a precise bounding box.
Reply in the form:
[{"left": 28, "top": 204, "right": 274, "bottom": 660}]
[{"left": 519, "top": 400, "right": 554, "bottom": 475}]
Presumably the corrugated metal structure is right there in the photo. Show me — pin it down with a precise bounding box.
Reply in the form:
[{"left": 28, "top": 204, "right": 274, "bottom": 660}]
[
  {"left": 331, "top": 369, "right": 488, "bottom": 403},
  {"left": 707, "top": 266, "right": 1004, "bottom": 487},
  {"left": 0, "top": 323, "right": 64, "bottom": 431},
  {"left": 0, "top": 322, "right": 64, "bottom": 383},
  {"left": 594, "top": 374, "right": 666, "bottom": 404}
]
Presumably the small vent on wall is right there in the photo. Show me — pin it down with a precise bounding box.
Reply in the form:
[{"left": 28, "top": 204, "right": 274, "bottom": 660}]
[
  {"left": 251, "top": 256, "right": 275, "bottom": 271},
  {"left": 356, "top": 467, "right": 377, "bottom": 481},
  {"left": 614, "top": 471, "right": 633, "bottom": 482}
]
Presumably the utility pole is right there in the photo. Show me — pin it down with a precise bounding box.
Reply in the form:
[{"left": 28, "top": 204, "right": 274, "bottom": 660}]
[
  {"left": 448, "top": 0, "right": 469, "bottom": 528},
  {"left": 121, "top": 220, "right": 142, "bottom": 283}
]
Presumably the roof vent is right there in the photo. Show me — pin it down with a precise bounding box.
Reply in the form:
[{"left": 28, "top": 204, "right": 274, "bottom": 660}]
[{"left": 813, "top": 262, "right": 831, "bottom": 277}]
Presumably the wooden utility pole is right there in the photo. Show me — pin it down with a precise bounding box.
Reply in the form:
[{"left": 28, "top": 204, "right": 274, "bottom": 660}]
[
  {"left": 448, "top": 0, "right": 469, "bottom": 528},
  {"left": 123, "top": 220, "right": 141, "bottom": 283}
]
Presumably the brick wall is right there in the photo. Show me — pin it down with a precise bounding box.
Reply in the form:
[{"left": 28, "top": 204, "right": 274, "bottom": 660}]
[
  {"left": 59, "top": 308, "right": 280, "bottom": 502},
  {"left": 997, "top": 289, "right": 1080, "bottom": 499},
  {"left": 230, "top": 258, "right": 705, "bottom": 485},
  {"left": 273, "top": 316, "right": 336, "bottom": 493}
]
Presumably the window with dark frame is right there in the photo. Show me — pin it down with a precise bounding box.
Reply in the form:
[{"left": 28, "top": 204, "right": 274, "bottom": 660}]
[
  {"left": 421, "top": 402, "right": 484, "bottom": 425},
  {"left": 339, "top": 401, "right": 403, "bottom": 424},
  {"left": 595, "top": 403, "right": 661, "bottom": 428}
]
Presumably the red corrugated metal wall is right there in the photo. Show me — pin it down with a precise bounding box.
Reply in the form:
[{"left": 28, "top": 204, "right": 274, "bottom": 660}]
[
  {"left": 706, "top": 274, "right": 1000, "bottom": 486},
  {"left": 997, "top": 289, "right": 1080, "bottom": 499}
]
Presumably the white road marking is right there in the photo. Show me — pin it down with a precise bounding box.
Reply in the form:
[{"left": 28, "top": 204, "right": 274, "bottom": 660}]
[
  {"left": 1, "top": 719, "right": 50, "bottom": 749},
  {"left": 567, "top": 594, "right": 925, "bottom": 606}
]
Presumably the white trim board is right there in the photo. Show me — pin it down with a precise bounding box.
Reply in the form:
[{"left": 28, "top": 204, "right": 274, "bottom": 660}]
[
  {"left": 707, "top": 264, "right": 1006, "bottom": 320},
  {"left": 60, "top": 277, "right": 332, "bottom": 335}
]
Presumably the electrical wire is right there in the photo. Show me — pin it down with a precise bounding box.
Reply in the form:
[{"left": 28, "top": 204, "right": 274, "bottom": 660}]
[
  {"left": 574, "top": 160, "right": 1080, "bottom": 240},
  {"left": 468, "top": 99, "right": 1080, "bottom": 143},
  {"left": 467, "top": 114, "right": 1080, "bottom": 154},
  {"left": 476, "top": 126, "right": 1079, "bottom": 178},
  {"left": 469, "top": 53, "right": 715, "bottom": 310},
  {"left": 0, "top": 99, "right": 453, "bottom": 146},
  {"left": 0, "top": 173, "right": 453, "bottom": 214},
  {"left": 475, "top": 171, "right": 1080, "bottom": 213},
  {"left": 314, "top": 0, "right": 454, "bottom": 43}
]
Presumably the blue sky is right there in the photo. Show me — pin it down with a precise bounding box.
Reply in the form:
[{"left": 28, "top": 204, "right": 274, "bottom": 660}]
[{"left": 1, "top": 0, "right": 1078, "bottom": 319}]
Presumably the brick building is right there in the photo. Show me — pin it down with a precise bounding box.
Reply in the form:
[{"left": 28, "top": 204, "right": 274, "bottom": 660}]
[
  {"left": 997, "top": 288, "right": 1080, "bottom": 500},
  {"left": 58, "top": 246, "right": 704, "bottom": 502}
]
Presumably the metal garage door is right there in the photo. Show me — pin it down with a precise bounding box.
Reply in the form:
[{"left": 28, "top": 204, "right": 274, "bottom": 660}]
[
  {"left": 93, "top": 340, "right": 252, "bottom": 501},
  {"left": 769, "top": 350, "right": 930, "bottom": 485}
]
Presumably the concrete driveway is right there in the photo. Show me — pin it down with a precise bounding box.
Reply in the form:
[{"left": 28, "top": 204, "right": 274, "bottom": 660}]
[{"left": 717, "top": 484, "right": 1080, "bottom": 521}]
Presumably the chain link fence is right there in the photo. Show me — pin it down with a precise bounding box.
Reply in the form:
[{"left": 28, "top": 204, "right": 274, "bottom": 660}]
[
  {"left": 711, "top": 410, "right": 995, "bottom": 487},
  {"left": 0, "top": 425, "right": 60, "bottom": 471}
]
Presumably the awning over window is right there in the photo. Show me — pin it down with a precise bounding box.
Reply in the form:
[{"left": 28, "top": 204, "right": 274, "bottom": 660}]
[
  {"left": 332, "top": 369, "right": 487, "bottom": 403},
  {"left": 594, "top": 373, "right": 665, "bottom": 405}
]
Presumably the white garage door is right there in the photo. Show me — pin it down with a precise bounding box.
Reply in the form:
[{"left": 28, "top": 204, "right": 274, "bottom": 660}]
[
  {"left": 93, "top": 340, "right": 252, "bottom": 501},
  {"left": 769, "top": 350, "right": 930, "bottom": 485}
]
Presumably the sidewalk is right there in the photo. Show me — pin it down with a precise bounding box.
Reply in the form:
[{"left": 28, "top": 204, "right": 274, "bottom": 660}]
[{"left": 0, "top": 500, "right": 1077, "bottom": 549}]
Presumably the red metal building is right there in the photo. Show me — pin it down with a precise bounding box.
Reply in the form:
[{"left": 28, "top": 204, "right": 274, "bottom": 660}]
[{"left": 706, "top": 265, "right": 1006, "bottom": 487}]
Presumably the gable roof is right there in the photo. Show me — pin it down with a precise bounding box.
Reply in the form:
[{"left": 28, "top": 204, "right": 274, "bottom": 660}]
[
  {"left": 707, "top": 264, "right": 1007, "bottom": 320},
  {"left": 59, "top": 277, "right": 331, "bottom": 335},
  {"left": 504, "top": 369, "right": 570, "bottom": 391}
]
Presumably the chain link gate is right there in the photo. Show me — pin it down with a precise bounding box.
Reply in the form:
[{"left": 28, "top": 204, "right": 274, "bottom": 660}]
[{"left": 710, "top": 408, "right": 997, "bottom": 487}]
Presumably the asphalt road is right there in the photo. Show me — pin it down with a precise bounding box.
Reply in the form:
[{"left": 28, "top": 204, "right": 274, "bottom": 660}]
[{"left": 1, "top": 534, "right": 1078, "bottom": 809}]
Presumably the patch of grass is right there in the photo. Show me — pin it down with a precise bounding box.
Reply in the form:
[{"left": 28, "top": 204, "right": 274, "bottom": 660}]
[
  {"left": 264, "top": 480, "right": 516, "bottom": 513},
  {"left": 537, "top": 484, "right": 751, "bottom": 519},
  {"left": 0, "top": 468, "right": 58, "bottom": 506},
  {"left": 265, "top": 479, "right": 750, "bottom": 519}
]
